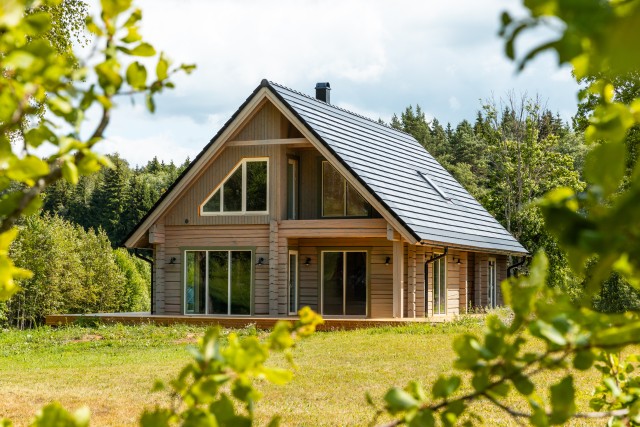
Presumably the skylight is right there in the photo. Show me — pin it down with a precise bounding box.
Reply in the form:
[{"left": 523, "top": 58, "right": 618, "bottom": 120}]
[{"left": 417, "top": 171, "right": 453, "bottom": 203}]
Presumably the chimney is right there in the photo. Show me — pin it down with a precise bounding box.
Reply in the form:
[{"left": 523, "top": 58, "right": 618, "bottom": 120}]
[{"left": 315, "top": 82, "right": 331, "bottom": 103}]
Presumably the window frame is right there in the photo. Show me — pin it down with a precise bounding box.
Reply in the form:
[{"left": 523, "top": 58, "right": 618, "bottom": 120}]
[
  {"left": 287, "top": 157, "right": 299, "bottom": 220},
  {"left": 488, "top": 257, "right": 497, "bottom": 309},
  {"left": 432, "top": 254, "right": 447, "bottom": 316},
  {"left": 200, "top": 158, "right": 269, "bottom": 216},
  {"left": 320, "top": 160, "right": 371, "bottom": 218},
  {"left": 182, "top": 247, "right": 254, "bottom": 316}
]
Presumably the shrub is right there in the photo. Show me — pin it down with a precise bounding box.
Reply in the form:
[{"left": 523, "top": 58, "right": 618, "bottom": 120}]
[{"left": 2, "top": 214, "right": 149, "bottom": 328}]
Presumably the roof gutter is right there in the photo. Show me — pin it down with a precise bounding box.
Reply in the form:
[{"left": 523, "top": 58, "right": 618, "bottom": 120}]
[
  {"left": 134, "top": 249, "right": 155, "bottom": 315},
  {"left": 507, "top": 256, "right": 527, "bottom": 278}
]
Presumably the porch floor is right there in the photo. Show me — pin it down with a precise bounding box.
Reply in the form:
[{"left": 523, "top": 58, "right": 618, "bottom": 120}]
[{"left": 45, "top": 312, "right": 456, "bottom": 330}]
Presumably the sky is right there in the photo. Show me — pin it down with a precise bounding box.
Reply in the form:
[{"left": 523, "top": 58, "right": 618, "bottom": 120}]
[{"left": 88, "top": 0, "right": 580, "bottom": 167}]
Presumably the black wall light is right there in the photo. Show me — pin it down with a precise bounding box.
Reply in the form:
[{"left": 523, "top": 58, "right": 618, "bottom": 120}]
[
  {"left": 168, "top": 257, "right": 177, "bottom": 264},
  {"left": 385, "top": 256, "right": 391, "bottom": 265},
  {"left": 304, "top": 257, "right": 311, "bottom": 266},
  {"left": 256, "top": 257, "right": 265, "bottom": 266}
]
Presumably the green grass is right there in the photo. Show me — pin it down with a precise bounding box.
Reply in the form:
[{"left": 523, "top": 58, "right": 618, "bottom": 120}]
[{"left": 0, "top": 318, "right": 603, "bottom": 426}]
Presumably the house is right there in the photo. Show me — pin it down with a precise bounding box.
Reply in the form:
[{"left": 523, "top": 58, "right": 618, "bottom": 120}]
[{"left": 123, "top": 80, "right": 528, "bottom": 320}]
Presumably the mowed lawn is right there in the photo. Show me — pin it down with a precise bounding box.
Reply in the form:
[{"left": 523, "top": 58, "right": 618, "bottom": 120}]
[{"left": 0, "top": 319, "right": 604, "bottom": 426}]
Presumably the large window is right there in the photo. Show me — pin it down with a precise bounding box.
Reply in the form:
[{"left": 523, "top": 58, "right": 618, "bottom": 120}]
[
  {"left": 184, "top": 250, "right": 252, "bottom": 315},
  {"left": 321, "top": 251, "right": 367, "bottom": 316},
  {"left": 321, "top": 161, "right": 370, "bottom": 217},
  {"left": 433, "top": 256, "right": 446, "bottom": 315},
  {"left": 202, "top": 159, "right": 268, "bottom": 215}
]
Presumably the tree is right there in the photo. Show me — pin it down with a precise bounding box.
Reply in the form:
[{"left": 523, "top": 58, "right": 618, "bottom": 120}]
[{"left": 0, "top": 0, "right": 194, "bottom": 299}]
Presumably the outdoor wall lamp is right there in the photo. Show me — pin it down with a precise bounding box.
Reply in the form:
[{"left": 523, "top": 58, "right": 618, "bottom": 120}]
[
  {"left": 385, "top": 256, "right": 391, "bottom": 265},
  {"left": 168, "top": 257, "right": 177, "bottom": 264},
  {"left": 304, "top": 257, "right": 311, "bottom": 266},
  {"left": 256, "top": 257, "right": 265, "bottom": 266}
]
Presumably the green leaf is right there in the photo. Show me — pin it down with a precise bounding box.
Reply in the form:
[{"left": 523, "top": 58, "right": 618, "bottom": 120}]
[
  {"left": 126, "top": 61, "right": 147, "bottom": 90},
  {"left": 384, "top": 387, "right": 419, "bottom": 414},
  {"left": 530, "top": 319, "right": 567, "bottom": 346},
  {"left": 512, "top": 373, "right": 535, "bottom": 396},
  {"left": 408, "top": 409, "right": 435, "bottom": 427},
  {"left": 432, "top": 375, "right": 461, "bottom": 399},
  {"left": 121, "top": 26, "right": 142, "bottom": 43},
  {"left": 24, "top": 12, "right": 52, "bottom": 35},
  {"left": 128, "top": 42, "right": 156, "bottom": 57},
  {"left": 592, "top": 321, "right": 640, "bottom": 347},
  {"left": 583, "top": 141, "right": 626, "bottom": 195},
  {"left": 261, "top": 367, "right": 292, "bottom": 385},
  {"left": 140, "top": 409, "right": 172, "bottom": 427},
  {"left": 156, "top": 54, "right": 169, "bottom": 80},
  {"left": 573, "top": 350, "right": 595, "bottom": 371},
  {"left": 549, "top": 376, "right": 575, "bottom": 424},
  {"left": 145, "top": 93, "right": 156, "bottom": 113},
  {"left": 7, "top": 156, "right": 49, "bottom": 184}
]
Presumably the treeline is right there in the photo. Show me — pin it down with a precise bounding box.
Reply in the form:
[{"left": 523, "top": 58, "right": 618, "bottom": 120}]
[
  {"left": 3, "top": 156, "right": 188, "bottom": 328},
  {"left": 388, "top": 92, "right": 640, "bottom": 312},
  {"left": 3, "top": 215, "right": 150, "bottom": 328},
  {"left": 43, "top": 155, "right": 190, "bottom": 246}
]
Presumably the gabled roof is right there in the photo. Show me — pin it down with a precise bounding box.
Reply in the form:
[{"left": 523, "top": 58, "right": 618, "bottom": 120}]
[{"left": 123, "top": 79, "right": 527, "bottom": 255}]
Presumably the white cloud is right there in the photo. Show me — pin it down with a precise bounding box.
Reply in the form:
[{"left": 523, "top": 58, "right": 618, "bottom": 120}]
[{"left": 79, "top": 0, "right": 580, "bottom": 165}]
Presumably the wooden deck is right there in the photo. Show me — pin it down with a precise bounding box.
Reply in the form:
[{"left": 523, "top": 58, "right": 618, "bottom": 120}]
[{"left": 45, "top": 312, "right": 454, "bottom": 330}]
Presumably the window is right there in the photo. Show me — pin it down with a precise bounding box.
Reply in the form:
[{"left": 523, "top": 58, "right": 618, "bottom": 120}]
[
  {"left": 433, "top": 256, "right": 446, "bottom": 315},
  {"left": 488, "top": 258, "right": 497, "bottom": 308},
  {"left": 288, "top": 250, "right": 298, "bottom": 315},
  {"left": 287, "top": 158, "right": 298, "bottom": 220},
  {"left": 201, "top": 159, "right": 268, "bottom": 215},
  {"left": 321, "top": 251, "right": 367, "bottom": 316},
  {"left": 322, "top": 161, "right": 371, "bottom": 217},
  {"left": 184, "top": 249, "right": 252, "bottom": 315}
]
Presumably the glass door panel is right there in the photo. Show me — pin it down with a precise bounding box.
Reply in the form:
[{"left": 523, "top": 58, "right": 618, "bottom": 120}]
[
  {"left": 322, "top": 252, "right": 344, "bottom": 315},
  {"left": 230, "top": 251, "right": 251, "bottom": 315},
  {"left": 345, "top": 252, "right": 367, "bottom": 315},
  {"left": 208, "top": 251, "right": 229, "bottom": 314},
  {"left": 185, "top": 251, "right": 206, "bottom": 314}
]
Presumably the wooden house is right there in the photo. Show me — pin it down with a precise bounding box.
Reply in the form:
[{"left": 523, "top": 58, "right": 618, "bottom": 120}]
[{"left": 123, "top": 80, "right": 528, "bottom": 320}]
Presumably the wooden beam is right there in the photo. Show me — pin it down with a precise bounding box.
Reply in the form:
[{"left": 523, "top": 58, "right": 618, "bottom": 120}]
[
  {"left": 226, "top": 137, "right": 309, "bottom": 147},
  {"left": 408, "top": 245, "right": 416, "bottom": 318},
  {"left": 393, "top": 240, "right": 404, "bottom": 318},
  {"left": 269, "top": 220, "right": 279, "bottom": 315},
  {"left": 387, "top": 223, "right": 401, "bottom": 241},
  {"left": 148, "top": 223, "right": 165, "bottom": 244}
]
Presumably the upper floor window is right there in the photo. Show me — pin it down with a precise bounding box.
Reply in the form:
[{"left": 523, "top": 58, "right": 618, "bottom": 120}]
[
  {"left": 201, "top": 158, "right": 268, "bottom": 215},
  {"left": 322, "top": 161, "right": 371, "bottom": 217}
]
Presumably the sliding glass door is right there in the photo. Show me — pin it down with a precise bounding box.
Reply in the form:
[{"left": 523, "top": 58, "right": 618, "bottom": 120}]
[
  {"left": 321, "top": 251, "right": 367, "bottom": 316},
  {"left": 184, "top": 250, "right": 252, "bottom": 315}
]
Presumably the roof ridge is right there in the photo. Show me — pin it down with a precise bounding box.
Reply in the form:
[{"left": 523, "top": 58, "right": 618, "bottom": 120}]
[{"left": 267, "top": 80, "right": 416, "bottom": 139}]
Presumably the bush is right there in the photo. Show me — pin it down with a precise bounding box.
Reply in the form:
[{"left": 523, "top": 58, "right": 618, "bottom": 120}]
[{"left": 2, "top": 214, "right": 150, "bottom": 328}]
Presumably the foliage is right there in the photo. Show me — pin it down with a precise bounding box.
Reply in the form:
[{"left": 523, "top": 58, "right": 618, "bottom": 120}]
[
  {"left": 139, "top": 308, "right": 323, "bottom": 427},
  {"left": 43, "top": 154, "right": 189, "bottom": 246},
  {"left": 0, "top": 0, "right": 194, "bottom": 300},
  {"left": 373, "top": 0, "right": 640, "bottom": 425},
  {"left": 2, "top": 214, "right": 149, "bottom": 328}
]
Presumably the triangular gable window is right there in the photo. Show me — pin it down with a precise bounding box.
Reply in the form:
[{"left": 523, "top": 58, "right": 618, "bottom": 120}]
[{"left": 201, "top": 158, "right": 269, "bottom": 215}]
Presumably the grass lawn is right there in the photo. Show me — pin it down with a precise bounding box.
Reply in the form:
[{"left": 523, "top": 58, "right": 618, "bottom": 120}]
[{"left": 0, "top": 317, "right": 604, "bottom": 426}]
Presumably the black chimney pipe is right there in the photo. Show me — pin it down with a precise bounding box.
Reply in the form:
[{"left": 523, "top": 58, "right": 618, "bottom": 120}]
[{"left": 315, "top": 82, "right": 331, "bottom": 103}]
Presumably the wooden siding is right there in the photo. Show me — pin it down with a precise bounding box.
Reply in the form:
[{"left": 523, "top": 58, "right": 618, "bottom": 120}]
[
  {"left": 299, "top": 149, "right": 321, "bottom": 219},
  {"left": 279, "top": 219, "right": 387, "bottom": 238},
  {"left": 153, "top": 218, "right": 166, "bottom": 314},
  {"left": 165, "top": 145, "right": 283, "bottom": 226},
  {"left": 230, "top": 101, "right": 286, "bottom": 141}
]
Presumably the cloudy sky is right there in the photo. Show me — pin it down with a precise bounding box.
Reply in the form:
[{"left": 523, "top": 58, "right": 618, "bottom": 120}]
[{"left": 90, "top": 0, "right": 579, "bottom": 167}]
